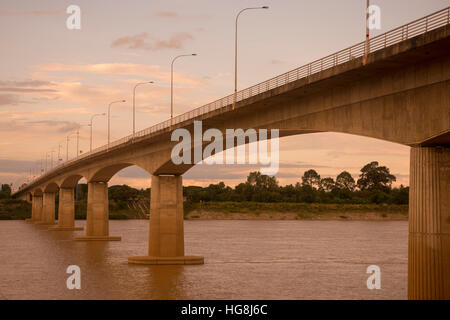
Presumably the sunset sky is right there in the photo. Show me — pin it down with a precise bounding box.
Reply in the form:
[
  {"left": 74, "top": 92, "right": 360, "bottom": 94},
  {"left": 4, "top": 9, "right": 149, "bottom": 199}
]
[{"left": 1, "top": 0, "right": 448, "bottom": 190}]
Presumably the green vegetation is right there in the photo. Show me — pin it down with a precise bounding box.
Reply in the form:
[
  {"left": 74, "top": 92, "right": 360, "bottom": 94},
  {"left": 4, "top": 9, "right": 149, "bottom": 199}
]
[
  {"left": 184, "top": 162, "right": 408, "bottom": 205},
  {"left": 0, "top": 184, "right": 12, "bottom": 199},
  {"left": 0, "top": 198, "right": 31, "bottom": 220},
  {"left": 183, "top": 201, "right": 408, "bottom": 216},
  {"left": 1, "top": 161, "right": 409, "bottom": 220}
]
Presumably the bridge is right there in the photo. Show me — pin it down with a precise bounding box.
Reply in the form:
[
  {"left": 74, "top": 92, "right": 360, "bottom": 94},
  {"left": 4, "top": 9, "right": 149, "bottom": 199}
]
[{"left": 12, "top": 7, "right": 450, "bottom": 299}]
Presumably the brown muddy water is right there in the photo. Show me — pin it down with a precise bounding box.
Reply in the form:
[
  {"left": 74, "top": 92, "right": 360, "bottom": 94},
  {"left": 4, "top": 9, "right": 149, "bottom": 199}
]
[{"left": 0, "top": 220, "right": 407, "bottom": 299}]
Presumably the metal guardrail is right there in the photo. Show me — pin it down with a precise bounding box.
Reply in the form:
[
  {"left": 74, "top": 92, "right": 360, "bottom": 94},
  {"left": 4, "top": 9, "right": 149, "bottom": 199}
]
[{"left": 18, "top": 6, "right": 450, "bottom": 193}]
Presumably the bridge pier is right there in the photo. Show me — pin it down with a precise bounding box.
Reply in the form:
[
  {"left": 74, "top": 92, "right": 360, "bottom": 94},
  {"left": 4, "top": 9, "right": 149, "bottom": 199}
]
[
  {"left": 408, "top": 147, "right": 450, "bottom": 300},
  {"left": 35, "top": 192, "right": 56, "bottom": 225},
  {"left": 128, "top": 175, "right": 204, "bottom": 265},
  {"left": 30, "top": 195, "right": 43, "bottom": 223},
  {"left": 49, "top": 188, "right": 83, "bottom": 231},
  {"left": 74, "top": 181, "right": 120, "bottom": 241}
]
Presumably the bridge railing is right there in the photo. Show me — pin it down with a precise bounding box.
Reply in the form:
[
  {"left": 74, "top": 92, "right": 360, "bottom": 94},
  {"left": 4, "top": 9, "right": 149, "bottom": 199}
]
[{"left": 22, "top": 6, "right": 449, "bottom": 190}]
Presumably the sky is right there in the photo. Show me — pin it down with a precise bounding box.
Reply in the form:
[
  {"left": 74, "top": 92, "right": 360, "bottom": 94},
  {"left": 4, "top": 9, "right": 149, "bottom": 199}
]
[{"left": 1, "top": 0, "right": 448, "bottom": 190}]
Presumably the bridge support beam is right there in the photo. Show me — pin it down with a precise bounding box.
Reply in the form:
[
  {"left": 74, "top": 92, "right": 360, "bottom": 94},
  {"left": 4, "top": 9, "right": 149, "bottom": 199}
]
[
  {"left": 408, "top": 147, "right": 450, "bottom": 300},
  {"left": 49, "top": 188, "right": 83, "bottom": 231},
  {"left": 35, "top": 192, "right": 56, "bottom": 225},
  {"left": 128, "top": 175, "right": 204, "bottom": 265},
  {"left": 74, "top": 181, "right": 120, "bottom": 241},
  {"left": 30, "top": 195, "right": 43, "bottom": 223}
]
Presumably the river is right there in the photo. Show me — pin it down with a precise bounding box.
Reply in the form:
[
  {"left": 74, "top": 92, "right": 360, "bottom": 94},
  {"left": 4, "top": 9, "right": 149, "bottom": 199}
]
[{"left": 0, "top": 220, "right": 407, "bottom": 299}]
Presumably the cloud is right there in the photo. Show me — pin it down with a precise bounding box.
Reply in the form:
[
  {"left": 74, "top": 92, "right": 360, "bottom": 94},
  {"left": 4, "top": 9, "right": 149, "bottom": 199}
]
[
  {"left": 0, "top": 94, "right": 21, "bottom": 106},
  {"left": 0, "top": 119, "right": 81, "bottom": 134},
  {"left": 0, "top": 159, "right": 39, "bottom": 174},
  {"left": 0, "top": 9, "right": 64, "bottom": 16},
  {"left": 154, "top": 11, "right": 179, "bottom": 18},
  {"left": 270, "top": 59, "right": 285, "bottom": 65},
  {"left": 37, "top": 63, "right": 204, "bottom": 86},
  {"left": 0, "top": 80, "right": 54, "bottom": 87},
  {"left": 0, "top": 88, "right": 57, "bottom": 93},
  {"left": 111, "top": 32, "right": 194, "bottom": 51}
]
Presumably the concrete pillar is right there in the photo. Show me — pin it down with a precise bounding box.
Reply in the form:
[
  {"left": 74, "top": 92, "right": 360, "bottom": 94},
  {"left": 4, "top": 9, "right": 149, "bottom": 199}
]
[
  {"left": 128, "top": 175, "right": 203, "bottom": 265},
  {"left": 30, "top": 195, "right": 43, "bottom": 223},
  {"left": 73, "top": 181, "right": 120, "bottom": 241},
  {"left": 48, "top": 188, "right": 83, "bottom": 231},
  {"left": 408, "top": 147, "right": 450, "bottom": 300},
  {"left": 35, "top": 192, "right": 56, "bottom": 225}
]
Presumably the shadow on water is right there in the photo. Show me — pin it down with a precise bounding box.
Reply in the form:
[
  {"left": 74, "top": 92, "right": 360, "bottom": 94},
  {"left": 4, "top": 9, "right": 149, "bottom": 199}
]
[{"left": 128, "top": 265, "right": 186, "bottom": 299}]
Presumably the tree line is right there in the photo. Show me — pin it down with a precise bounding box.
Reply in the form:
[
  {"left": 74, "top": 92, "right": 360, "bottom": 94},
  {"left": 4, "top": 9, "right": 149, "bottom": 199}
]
[
  {"left": 1, "top": 161, "right": 409, "bottom": 205},
  {"left": 184, "top": 161, "right": 408, "bottom": 205}
]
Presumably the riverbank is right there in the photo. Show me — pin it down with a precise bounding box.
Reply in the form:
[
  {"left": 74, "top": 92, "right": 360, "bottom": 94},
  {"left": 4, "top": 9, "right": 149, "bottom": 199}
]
[
  {"left": 184, "top": 202, "right": 408, "bottom": 221},
  {"left": 1, "top": 199, "right": 408, "bottom": 221}
]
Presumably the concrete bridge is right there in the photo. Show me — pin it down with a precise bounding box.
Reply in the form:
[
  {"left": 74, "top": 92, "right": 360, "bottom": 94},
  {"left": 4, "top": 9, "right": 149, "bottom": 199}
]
[{"left": 13, "top": 8, "right": 450, "bottom": 299}]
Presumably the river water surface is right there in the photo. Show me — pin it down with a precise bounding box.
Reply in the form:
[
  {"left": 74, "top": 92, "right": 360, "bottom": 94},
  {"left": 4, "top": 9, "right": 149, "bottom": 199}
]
[{"left": 0, "top": 220, "right": 407, "bottom": 299}]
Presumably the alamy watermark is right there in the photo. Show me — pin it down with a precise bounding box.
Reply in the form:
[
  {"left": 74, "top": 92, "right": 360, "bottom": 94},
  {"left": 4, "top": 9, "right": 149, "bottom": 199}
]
[
  {"left": 171, "top": 121, "right": 279, "bottom": 175},
  {"left": 366, "top": 265, "right": 381, "bottom": 290},
  {"left": 66, "top": 5, "right": 81, "bottom": 30},
  {"left": 367, "top": 5, "right": 381, "bottom": 30},
  {"left": 66, "top": 265, "right": 81, "bottom": 290}
]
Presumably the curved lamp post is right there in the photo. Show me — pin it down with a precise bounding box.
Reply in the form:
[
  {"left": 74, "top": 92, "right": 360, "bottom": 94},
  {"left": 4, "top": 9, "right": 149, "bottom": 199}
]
[
  {"left": 133, "top": 82, "right": 154, "bottom": 136},
  {"left": 89, "top": 113, "right": 106, "bottom": 152},
  {"left": 233, "top": 6, "right": 269, "bottom": 110},
  {"left": 66, "top": 131, "right": 78, "bottom": 161},
  {"left": 107, "top": 100, "right": 126, "bottom": 150},
  {"left": 171, "top": 54, "right": 197, "bottom": 124}
]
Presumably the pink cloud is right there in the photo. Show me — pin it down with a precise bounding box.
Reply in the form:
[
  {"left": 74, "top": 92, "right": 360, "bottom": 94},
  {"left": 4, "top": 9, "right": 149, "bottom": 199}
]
[{"left": 111, "top": 32, "right": 194, "bottom": 51}]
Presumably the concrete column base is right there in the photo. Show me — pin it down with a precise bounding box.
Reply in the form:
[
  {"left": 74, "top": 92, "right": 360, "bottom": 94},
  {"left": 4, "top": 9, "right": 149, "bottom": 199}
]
[
  {"left": 55, "top": 188, "right": 82, "bottom": 230},
  {"left": 73, "top": 235, "right": 121, "bottom": 241},
  {"left": 34, "top": 221, "right": 57, "bottom": 226},
  {"left": 408, "top": 147, "right": 450, "bottom": 300},
  {"left": 128, "top": 175, "right": 203, "bottom": 265},
  {"left": 128, "top": 255, "right": 204, "bottom": 265},
  {"left": 73, "top": 181, "right": 120, "bottom": 241},
  {"left": 49, "top": 226, "right": 84, "bottom": 231},
  {"left": 41, "top": 192, "right": 56, "bottom": 225},
  {"left": 31, "top": 195, "right": 43, "bottom": 223}
]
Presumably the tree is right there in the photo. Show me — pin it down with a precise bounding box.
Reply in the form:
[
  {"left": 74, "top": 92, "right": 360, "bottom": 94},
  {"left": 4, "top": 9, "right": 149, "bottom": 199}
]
[
  {"left": 336, "top": 171, "right": 356, "bottom": 191},
  {"left": 320, "top": 177, "right": 335, "bottom": 192},
  {"left": 0, "top": 184, "right": 11, "bottom": 199},
  {"left": 302, "top": 169, "right": 321, "bottom": 189},
  {"left": 357, "top": 161, "right": 396, "bottom": 192},
  {"left": 246, "top": 171, "right": 278, "bottom": 191}
]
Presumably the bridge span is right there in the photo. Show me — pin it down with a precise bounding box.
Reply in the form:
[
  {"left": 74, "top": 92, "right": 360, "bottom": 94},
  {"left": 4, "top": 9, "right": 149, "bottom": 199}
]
[{"left": 13, "top": 8, "right": 450, "bottom": 299}]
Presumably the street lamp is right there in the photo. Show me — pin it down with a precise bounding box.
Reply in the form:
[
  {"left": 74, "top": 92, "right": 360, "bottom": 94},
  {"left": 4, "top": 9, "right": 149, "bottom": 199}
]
[
  {"left": 57, "top": 143, "right": 63, "bottom": 164},
  {"left": 89, "top": 113, "right": 106, "bottom": 151},
  {"left": 50, "top": 150, "right": 55, "bottom": 169},
  {"left": 233, "top": 6, "right": 269, "bottom": 110},
  {"left": 364, "top": 0, "right": 370, "bottom": 64},
  {"left": 133, "top": 82, "right": 154, "bottom": 135},
  {"left": 171, "top": 54, "right": 197, "bottom": 123},
  {"left": 108, "top": 100, "right": 126, "bottom": 150},
  {"left": 66, "top": 131, "right": 78, "bottom": 161},
  {"left": 45, "top": 151, "right": 51, "bottom": 172}
]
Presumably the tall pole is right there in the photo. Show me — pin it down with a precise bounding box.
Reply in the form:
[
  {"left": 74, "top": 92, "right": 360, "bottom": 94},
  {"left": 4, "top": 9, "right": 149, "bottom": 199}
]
[
  {"left": 66, "top": 132, "right": 76, "bottom": 161},
  {"left": 66, "top": 136, "right": 69, "bottom": 161},
  {"left": 171, "top": 54, "right": 197, "bottom": 125},
  {"left": 108, "top": 100, "right": 126, "bottom": 150},
  {"left": 90, "top": 113, "right": 106, "bottom": 152},
  {"left": 233, "top": 6, "right": 269, "bottom": 110},
  {"left": 364, "top": 0, "right": 370, "bottom": 64},
  {"left": 133, "top": 82, "right": 153, "bottom": 136},
  {"left": 51, "top": 150, "right": 55, "bottom": 169},
  {"left": 45, "top": 152, "right": 49, "bottom": 173}
]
